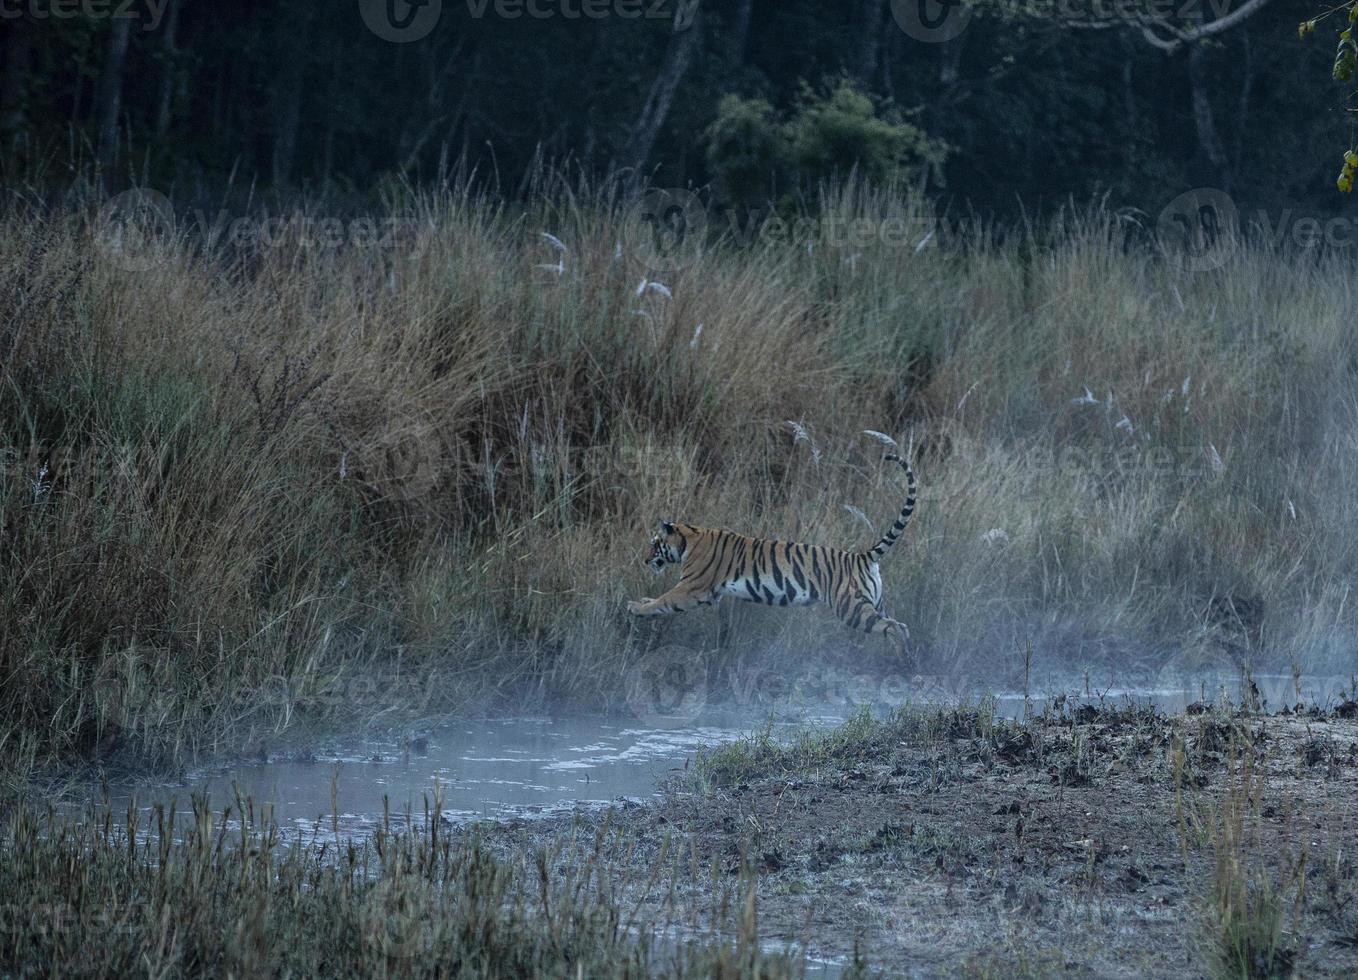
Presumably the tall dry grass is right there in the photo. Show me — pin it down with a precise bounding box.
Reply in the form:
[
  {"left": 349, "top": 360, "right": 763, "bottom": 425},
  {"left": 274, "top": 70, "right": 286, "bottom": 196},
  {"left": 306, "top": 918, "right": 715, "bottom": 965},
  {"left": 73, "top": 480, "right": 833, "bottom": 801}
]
[
  {"left": 2, "top": 174, "right": 1356, "bottom": 772},
  {"left": 0, "top": 787, "right": 801, "bottom": 978}
]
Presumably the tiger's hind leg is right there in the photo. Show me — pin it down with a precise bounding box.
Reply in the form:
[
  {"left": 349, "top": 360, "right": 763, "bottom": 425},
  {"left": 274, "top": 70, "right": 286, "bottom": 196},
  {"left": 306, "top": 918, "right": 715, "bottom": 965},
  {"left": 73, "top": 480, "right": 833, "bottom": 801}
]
[
  {"left": 836, "top": 592, "right": 910, "bottom": 654},
  {"left": 872, "top": 614, "right": 911, "bottom": 655}
]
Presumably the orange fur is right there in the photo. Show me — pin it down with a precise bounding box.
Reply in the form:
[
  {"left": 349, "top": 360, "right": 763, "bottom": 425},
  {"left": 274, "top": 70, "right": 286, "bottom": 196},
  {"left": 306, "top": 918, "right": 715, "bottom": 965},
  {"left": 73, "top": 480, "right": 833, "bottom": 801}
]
[{"left": 628, "top": 455, "right": 917, "bottom": 650}]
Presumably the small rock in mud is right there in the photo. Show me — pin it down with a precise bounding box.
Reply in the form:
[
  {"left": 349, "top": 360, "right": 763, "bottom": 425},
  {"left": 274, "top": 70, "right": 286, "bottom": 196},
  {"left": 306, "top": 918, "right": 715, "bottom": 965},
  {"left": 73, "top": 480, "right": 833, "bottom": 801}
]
[
  {"left": 1048, "top": 760, "right": 1091, "bottom": 787},
  {"left": 1073, "top": 704, "right": 1100, "bottom": 724},
  {"left": 996, "top": 730, "right": 1035, "bottom": 762},
  {"left": 1122, "top": 864, "right": 1149, "bottom": 890},
  {"left": 1302, "top": 738, "right": 1332, "bottom": 767},
  {"left": 759, "top": 850, "right": 787, "bottom": 872}
]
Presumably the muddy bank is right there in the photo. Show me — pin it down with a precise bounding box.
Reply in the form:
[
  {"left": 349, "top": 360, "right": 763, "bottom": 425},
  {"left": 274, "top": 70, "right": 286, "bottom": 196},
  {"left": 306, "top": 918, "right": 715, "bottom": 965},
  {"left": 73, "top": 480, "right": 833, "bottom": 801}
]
[{"left": 467, "top": 700, "right": 1358, "bottom": 977}]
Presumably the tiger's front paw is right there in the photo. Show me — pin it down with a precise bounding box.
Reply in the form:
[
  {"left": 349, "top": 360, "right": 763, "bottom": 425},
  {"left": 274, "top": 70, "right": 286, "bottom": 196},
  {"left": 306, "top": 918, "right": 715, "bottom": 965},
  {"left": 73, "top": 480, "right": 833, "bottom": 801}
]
[{"left": 627, "top": 599, "right": 654, "bottom": 615}]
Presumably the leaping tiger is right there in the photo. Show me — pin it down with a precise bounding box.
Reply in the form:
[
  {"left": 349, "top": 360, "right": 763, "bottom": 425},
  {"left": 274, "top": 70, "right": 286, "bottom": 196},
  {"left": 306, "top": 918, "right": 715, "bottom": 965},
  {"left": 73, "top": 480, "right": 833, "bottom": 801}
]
[{"left": 627, "top": 454, "right": 917, "bottom": 651}]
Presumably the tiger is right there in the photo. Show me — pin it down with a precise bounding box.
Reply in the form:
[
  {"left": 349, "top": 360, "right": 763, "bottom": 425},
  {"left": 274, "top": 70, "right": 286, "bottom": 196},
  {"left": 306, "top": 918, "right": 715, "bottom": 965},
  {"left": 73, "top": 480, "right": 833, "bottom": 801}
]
[{"left": 627, "top": 453, "right": 917, "bottom": 651}]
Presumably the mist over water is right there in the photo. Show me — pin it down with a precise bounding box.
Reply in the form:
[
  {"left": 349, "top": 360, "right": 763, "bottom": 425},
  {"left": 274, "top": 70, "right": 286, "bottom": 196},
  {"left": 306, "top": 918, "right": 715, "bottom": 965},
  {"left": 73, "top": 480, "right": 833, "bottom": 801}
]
[
  {"left": 67, "top": 668, "right": 1354, "bottom": 845},
  {"left": 71, "top": 708, "right": 837, "bottom": 842}
]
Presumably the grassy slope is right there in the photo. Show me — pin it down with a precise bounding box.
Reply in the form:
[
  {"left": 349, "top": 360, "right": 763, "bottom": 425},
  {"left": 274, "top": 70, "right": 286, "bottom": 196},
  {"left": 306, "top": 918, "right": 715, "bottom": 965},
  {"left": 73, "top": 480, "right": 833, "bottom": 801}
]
[{"left": 2, "top": 178, "right": 1356, "bottom": 773}]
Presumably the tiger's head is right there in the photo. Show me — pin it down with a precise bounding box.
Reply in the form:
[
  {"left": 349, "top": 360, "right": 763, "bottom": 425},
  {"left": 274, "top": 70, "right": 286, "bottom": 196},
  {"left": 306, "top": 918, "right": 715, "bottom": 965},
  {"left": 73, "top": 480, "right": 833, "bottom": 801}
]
[{"left": 646, "top": 521, "right": 686, "bottom": 573}]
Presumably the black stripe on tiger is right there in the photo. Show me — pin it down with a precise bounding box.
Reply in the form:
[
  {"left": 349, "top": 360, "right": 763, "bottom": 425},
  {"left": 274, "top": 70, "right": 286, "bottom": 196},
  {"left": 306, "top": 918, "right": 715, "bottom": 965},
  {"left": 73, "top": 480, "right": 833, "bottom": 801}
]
[{"left": 628, "top": 456, "right": 918, "bottom": 654}]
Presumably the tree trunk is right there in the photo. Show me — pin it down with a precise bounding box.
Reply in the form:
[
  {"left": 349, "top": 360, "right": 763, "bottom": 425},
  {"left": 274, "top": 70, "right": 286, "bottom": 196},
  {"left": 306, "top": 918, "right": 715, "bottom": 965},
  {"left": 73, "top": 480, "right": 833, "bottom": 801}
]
[
  {"left": 1232, "top": 30, "right": 1253, "bottom": 173},
  {"left": 1121, "top": 40, "right": 1137, "bottom": 132},
  {"left": 271, "top": 2, "right": 315, "bottom": 187},
  {"left": 859, "top": 0, "right": 886, "bottom": 84},
  {"left": 0, "top": 18, "right": 29, "bottom": 139},
  {"left": 210, "top": 61, "right": 225, "bottom": 146},
  {"left": 94, "top": 18, "right": 132, "bottom": 179},
  {"left": 272, "top": 77, "right": 302, "bottom": 187},
  {"left": 619, "top": 10, "right": 702, "bottom": 175},
  {"left": 733, "top": 0, "right": 753, "bottom": 65},
  {"left": 1187, "top": 40, "right": 1228, "bottom": 185},
  {"left": 400, "top": 31, "right": 474, "bottom": 173},
  {"left": 320, "top": 49, "right": 343, "bottom": 186},
  {"left": 155, "top": 0, "right": 181, "bottom": 139},
  {"left": 939, "top": 35, "right": 963, "bottom": 87}
]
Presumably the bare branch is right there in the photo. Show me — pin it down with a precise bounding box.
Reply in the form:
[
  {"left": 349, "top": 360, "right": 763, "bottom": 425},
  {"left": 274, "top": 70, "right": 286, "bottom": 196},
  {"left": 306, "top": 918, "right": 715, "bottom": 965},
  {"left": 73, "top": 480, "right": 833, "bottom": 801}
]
[{"left": 1014, "top": 0, "right": 1275, "bottom": 53}]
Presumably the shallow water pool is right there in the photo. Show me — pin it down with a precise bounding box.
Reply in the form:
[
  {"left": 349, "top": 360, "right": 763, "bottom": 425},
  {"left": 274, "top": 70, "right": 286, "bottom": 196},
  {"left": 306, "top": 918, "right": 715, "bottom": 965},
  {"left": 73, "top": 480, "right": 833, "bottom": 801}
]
[{"left": 71, "top": 669, "right": 1352, "bottom": 844}]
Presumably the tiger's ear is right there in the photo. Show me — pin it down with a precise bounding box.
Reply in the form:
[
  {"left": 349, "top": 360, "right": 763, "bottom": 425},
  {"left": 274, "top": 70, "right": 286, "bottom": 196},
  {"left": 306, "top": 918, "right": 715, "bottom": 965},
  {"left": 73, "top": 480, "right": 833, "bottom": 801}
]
[{"left": 661, "top": 521, "right": 676, "bottom": 535}]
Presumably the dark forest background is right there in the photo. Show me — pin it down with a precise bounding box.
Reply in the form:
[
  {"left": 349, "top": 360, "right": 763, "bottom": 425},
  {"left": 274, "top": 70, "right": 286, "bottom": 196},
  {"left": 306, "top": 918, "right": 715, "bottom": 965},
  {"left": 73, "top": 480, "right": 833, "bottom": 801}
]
[{"left": 0, "top": 0, "right": 1350, "bottom": 216}]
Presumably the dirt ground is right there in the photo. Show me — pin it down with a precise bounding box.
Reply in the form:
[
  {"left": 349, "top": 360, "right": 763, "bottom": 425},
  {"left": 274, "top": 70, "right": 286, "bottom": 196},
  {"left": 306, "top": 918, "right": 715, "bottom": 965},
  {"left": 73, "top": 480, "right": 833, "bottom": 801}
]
[{"left": 467, "top": 701, "right": 1358, "bottom": 978}]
